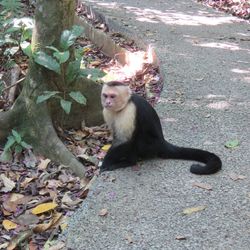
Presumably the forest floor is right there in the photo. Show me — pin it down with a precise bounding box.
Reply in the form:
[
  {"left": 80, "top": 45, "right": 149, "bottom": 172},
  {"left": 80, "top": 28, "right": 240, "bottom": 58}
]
[{"left": 62, "top": 0, "right": 250, "bottom": 249}]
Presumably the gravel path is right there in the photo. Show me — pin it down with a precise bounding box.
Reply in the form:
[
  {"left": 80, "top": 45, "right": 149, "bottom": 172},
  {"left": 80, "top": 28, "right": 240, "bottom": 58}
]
[{"left": 63, "top": 0, "right": 250, "bottom": 249}]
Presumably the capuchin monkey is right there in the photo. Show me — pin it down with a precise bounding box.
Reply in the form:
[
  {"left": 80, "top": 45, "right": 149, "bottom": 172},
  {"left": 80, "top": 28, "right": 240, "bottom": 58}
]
[{"left": 101, "top": 81, "right": 222, "bottom": 175}]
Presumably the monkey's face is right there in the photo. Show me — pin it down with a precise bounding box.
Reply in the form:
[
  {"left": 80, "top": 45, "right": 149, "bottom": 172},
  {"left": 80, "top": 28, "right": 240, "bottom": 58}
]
[
  {"left": 101, "top": 91, "right": 117, "bottom": 110},
  {"left": 101, "top": 85, "right": 131, "bottom": 112}
]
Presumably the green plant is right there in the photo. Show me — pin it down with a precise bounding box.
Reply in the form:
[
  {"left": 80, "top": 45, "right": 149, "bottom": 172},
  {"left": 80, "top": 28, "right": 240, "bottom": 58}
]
[
  {"left": 0, "top": 80, "right": 4, "bottom": 96},
  {"left": 36, "top": 90, "right": 87, "bottom": 115},
  {"left": 0, "top": 0, "right": 33, "bottom": 57},
  {"left": 34, "top": 25, "right": 106, "bottom": 114},
  {"left": 0, "top": 0, "right": 23, "bottom": 21},
  {"left": 33, "top": 25, "right": 106, "bottom": 81},
  {"left": 0, "top": 129, "right": 31, "bottom": 162},
  {"left": 0, "top": 17, "right": 33, "bottom": 50}
]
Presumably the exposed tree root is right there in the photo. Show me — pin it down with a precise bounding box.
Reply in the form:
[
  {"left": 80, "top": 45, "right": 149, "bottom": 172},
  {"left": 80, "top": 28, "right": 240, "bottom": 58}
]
[
  {"left": 0, "top": 84, "right": 85, "bottom": 178},
  {"left": 0, "top": 64, "right": 103, "bottom": 178}
]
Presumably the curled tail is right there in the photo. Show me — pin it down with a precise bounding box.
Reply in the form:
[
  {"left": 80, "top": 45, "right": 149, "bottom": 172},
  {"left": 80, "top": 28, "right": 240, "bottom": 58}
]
[{"left": 159, "top": 141, "right": 222, "bottom": 175}]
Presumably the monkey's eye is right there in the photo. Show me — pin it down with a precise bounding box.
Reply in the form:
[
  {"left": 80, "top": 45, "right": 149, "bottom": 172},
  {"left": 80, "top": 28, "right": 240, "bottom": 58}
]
[
  {"left": 102, "top": 94, "right": 108, "bottom": 98},
  {"left": 110, "top": 94, "right": 116, "bottom": 99}
]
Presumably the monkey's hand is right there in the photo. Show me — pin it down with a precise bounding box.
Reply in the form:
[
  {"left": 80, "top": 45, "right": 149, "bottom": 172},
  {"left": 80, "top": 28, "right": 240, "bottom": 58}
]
[{"left": 100, "top": 162, "right": 116, "bottom": 172}]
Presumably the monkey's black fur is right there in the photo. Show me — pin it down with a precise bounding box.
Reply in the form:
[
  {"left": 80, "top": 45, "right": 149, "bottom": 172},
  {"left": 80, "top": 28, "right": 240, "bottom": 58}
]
[{"left": 101, "top": 94, "right": 222, "bottom": 175}]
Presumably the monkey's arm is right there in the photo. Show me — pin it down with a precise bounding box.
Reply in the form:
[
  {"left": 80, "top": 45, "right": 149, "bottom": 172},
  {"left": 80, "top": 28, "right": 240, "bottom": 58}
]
[{"left": 101, "top": 142, "right": 137, "bottom": 172}]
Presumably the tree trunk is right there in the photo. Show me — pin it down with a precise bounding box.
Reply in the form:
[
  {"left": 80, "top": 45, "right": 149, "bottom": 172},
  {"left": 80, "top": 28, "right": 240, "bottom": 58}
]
[{"left": 0, "top": 0, "right": 103, "bottom": 178}]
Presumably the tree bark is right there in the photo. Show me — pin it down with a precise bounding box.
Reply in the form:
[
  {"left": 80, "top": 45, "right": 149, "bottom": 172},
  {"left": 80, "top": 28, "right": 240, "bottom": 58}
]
[{"left": 0, "top": 0, "right": 103, "bottom": 178}]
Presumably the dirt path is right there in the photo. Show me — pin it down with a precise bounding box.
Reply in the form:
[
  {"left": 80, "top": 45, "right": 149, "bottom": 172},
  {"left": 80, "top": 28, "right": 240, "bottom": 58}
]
[{"left": 62, "top": 1, "right": 250, "bottom": 249}]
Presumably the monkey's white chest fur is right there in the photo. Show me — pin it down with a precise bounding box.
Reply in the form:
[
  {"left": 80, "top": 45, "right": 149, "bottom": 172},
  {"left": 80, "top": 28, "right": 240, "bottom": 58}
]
[{"left": 103, "top": 102, "right": 136, "bottom": 143}]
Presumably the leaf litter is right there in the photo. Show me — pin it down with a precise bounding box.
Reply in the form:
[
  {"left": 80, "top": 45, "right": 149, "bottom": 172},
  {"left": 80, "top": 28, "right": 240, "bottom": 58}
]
[
  {"left": 0, "top": 157, "right": 95, "bottom": 249},
  {"left": 198, "top": 0, "right": 250, "bottom": 20}
]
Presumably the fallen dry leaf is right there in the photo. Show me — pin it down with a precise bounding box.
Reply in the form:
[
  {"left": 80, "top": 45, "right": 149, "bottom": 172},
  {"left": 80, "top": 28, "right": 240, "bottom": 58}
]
[
  {"left": 21, "top": 177, "right": 36, "bottom": 188},
  {"left": 3, "top": 200, "right": 17, "bottom": 213},
  {"left": 2, "top": 208, "right": 12, "bottom": 216},
  {"left": 47, "top": 241, "right": 65, "bottom": 250},
  {"left": 46, "top": 179, "right": 63, "bottom": 189},
  {"left": 101, "top": 144, "right": 111, "bottom": 151},
  {"left": 110, "top": 176, "right": 116, "bottom": 182},
  {"left": 2, "top": 193, "right": 27, "bottom": 213},
  {"left": 99, "top": 208, "right": 108, "bottom": 217},
  {"left": 90, "top": 60, "right": 102, "bottom": 66},
  {"left": 176, "top": 235, "right": 187, "bottom": 240},
  {"left": 192, "top": 182, "right": 212, "bottom": 191},
  {"left": 59, "top": 216, "right": 68, "bottom": 231},
  {"left": 37, "top": 159, "right": 51, "bottom": 170},
  {"left": 0, "top": 243, "right": 8, "bottom": 249},
  {"left": 28, "top": 241, "right": 37, "bottom": 250},
  {"left": 80, "top": 177, "right": 89, "bottom": 188},
  {"left": 7, "top": 229, "right": 33, "bottom": 250},
  {"left": 229, "top": 173, "right": 247, "bottom": 181},
  {"left": 0, "top": 174, "right": 15, "bottom": 192},
  {"left": 23, "top": 150, "right": 37, "bottom": 168},
  {"left": 15, "top": 213, "right": 39, "bottom": 226},
  {"left": 31, "top": 202, "right": 58, "bottom": 215},
  {"left": 182, "top": 205, "right": 206, "bottom": 215},
  {"left": 2, "top": 219, "right": 18, "bottom": 231},
  {"left": 9, "top": 193, "right": 24, "bottom": 202},
  {"left": 33, "top": 212, "right": 62, "bottom": 233},
  {"left": 62, "top": 192, "right": 82, "bottom": 207}
]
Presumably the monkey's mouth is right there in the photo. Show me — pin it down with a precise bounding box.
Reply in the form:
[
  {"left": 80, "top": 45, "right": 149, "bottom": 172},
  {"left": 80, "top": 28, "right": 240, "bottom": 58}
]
[{"left": 104, "top": 105, "right": 112, "bottom": 109}]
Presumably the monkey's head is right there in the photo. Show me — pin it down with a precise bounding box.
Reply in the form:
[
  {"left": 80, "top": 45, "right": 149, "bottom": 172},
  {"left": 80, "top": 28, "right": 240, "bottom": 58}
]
[{"left": 101, "top": 81, "right": 131, "bottom": 112}]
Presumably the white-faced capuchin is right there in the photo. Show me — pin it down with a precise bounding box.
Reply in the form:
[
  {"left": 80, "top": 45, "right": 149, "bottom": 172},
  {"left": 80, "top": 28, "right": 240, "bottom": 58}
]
[{"left": 101, "top": 81, "right": 222, "bottom": 175}]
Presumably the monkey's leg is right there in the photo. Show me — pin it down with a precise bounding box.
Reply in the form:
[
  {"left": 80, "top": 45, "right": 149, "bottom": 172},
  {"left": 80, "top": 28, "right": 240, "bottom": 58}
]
[{"left": 101, "top": 143, "right": 137, "bottom": 171}]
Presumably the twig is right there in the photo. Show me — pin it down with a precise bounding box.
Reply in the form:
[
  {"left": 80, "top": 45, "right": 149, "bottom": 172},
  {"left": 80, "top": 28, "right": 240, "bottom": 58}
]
[{"left": 2, "top": 77, "right": 25, "bottom": 92}]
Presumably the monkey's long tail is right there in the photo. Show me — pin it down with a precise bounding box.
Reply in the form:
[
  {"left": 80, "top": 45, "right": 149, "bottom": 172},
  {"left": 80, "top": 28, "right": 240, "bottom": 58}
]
[{"left": 161, "top": 141, "right": 222, "bottom": 175}]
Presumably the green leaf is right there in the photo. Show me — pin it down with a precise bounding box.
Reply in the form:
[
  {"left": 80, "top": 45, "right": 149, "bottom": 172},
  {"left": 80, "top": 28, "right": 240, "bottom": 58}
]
[
  {"left": 0, "top": 150, "right": 12, "bottom": 162},
  {"left": 66, "top": 60, "right": 81, "bottom": 84},
  {"left": 225, "top": 139, "right": 239, "bottom": 149},
  {"left": 20, "top": 41, "right": 32, "bottom": 57},
  {"left": 33, "top": 51, "right": 61, "bottom": 74},
  {"left": 4, "top": 46, "right": 19, "bottom": 56},
  {"left": 0, "top": 36, "right": 18, "bottom": 46},
  {"left": 36, "top": 91, "right": 60, "bottom": 104},
  {"left": 4, "top": 135, "right": 15, "bottom": 151},
  {"left": 60, "top": 25, "right": 84, "bottom": 50},
  {"left": 45, "top": 46, "right": 60, "bottom": 53},
  {"left": 75, "top": 48, "right": 83, "bottom": 60},
  {"left": 12, "top": 130, "right": 21, "bottom": 143},
  {"left": 69, "top": 91, "right": 87, "bottom": 105},
  {"left": 21, "top": 27, "right": 32, "bottom": 41},
  {"left": 71, "top": 25, "right": 84, "bottom": 37},
  {"left": 53, "top": 51, "right": 70, "bottom": 64},
  {"left": 20, "top": 141, "right": 32, "bottom": 149},
  {"left": 4, "top": 26, "right": 21, "bottom": 34},
  {"left": 14, "top": 144, "right": 23, "bottom": 154},
  {"left": 0, "top": 80, "right": 4, "bottom": 96},
  {"left": 60, "top": 99, "right": 72, "bottom": 114},
  {"left": 60, "top": 30, "right": 72, "bottom": 50},
  {"left": 80, "top": 68, "right": 106, "bottom": 81}
]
